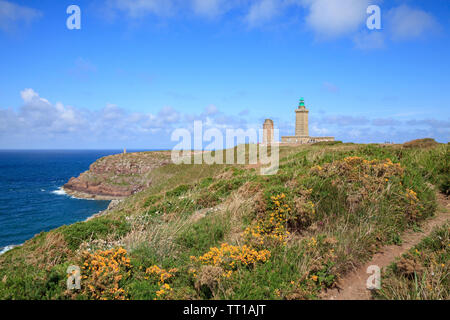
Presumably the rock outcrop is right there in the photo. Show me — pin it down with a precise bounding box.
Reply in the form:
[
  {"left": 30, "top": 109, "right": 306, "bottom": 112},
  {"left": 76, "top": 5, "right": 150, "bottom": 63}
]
[{"left": 63, "top": 151, "right": 172, "bottom": 200}]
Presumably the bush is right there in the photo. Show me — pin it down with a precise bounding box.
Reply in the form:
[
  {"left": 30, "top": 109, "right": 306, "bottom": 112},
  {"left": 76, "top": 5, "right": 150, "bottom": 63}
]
[
  {"left": 166, "top": 184, "right": 192, "bottom": 198},
  {"left": 195, "top": 191, "right": 221, "bottom": 209},
  {"left": 198, "top": 177, "right": 214, "bottom": 188},
  {"left": 60, "top": 217, "right": 130, "bottom": 251},
  {"left": 143, "top": 194, "right": 163, "bottom": 208},
  {"left": 177, "top": 216, "right": 229, "bottom": 255},
  {"left": 439, "top": 176, "right": 450, "bottom": 195},
  {"left": 403, "top": 138, "right": 439, "bottom": 149},
  {"left": 77, "top": 247, "right": 132, "bottom": 300},
  {"left": 313, "top": 141, "right": 343, "bottom": 146}
]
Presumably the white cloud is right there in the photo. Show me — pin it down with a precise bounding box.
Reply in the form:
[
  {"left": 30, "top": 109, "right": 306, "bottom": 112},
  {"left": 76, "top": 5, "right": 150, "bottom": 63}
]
[
  {"left": 0, "top": 0, "right": 42, "bottom": 33},
  {"left": 108, "top": 0, "right": 176, "bottom": 18},
  {"left": 245, "top": 0, "right": 281, "bottom": 28},
  {"left": 372, "top": 118, "right": 401, "bottom": 127},
  {"left": 386, "top": 5, "right": 438, "bottom": 41},
  {"left": 20, "top": 88, "right": 45, "bottom": 104},
  {"left": 16, "top": 89, "right": 86, "bottom": 132},
  {"left": 204, "top": 105, "right": 220, "bottom": 116},
  {"left": 301, "top": 0, "right": 370, "bottom": 38},
  {"left": 0, "top": 89, "right": 252, "bottom": 148},
  {"left": 157, "top": 106, "right": 181, "bottom": 124},
  {"left": 101, "top": 0, "right": 441, "bottom": 51},
  {"left": 322, "top": 115, "right": 370, "bottom": 126},
  {"left": 105, "top": 0, "right": 245, "bottom": 21},
  {"left": 310, "top": 124, "right": 329, "bottom": 135},
  {"left": 191, "top": 0, "right": 236, "bottom": 18},
  {"left": 407, "top": 119, "right": 450, "bottom": 129},
  {"left": 353, "top": 30, "right": 385, "bottom": 50}
]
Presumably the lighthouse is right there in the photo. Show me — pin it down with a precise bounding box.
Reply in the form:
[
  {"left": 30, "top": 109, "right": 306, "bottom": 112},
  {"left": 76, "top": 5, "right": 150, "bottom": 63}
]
[
  {"left": 295, "top": 97, "right": 309, "bottom": 137},
  {"left": 279, "top": 97, "right": 335, "bottom": 144}
]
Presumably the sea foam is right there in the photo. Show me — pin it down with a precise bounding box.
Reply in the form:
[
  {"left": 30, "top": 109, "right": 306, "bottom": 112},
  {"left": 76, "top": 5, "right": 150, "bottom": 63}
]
[
  {"left": 0, "top": 245, "right": 17, "bottom": 255},
  {"left": 52, "top": 187, "right": 67, "bottom": 196}
]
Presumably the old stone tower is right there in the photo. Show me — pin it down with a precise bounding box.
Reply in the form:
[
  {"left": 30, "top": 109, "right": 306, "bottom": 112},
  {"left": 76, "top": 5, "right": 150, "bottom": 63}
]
[
  {"left": 262, "top": 119, "right": 274, "bottom": 145},
  {"left": 295, "top": 97, "right": 309, "bottom": 137}
]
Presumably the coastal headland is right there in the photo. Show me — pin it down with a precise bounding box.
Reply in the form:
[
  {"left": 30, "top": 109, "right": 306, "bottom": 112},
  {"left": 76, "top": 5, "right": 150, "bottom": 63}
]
[{"left": 63, "top": 151, "right": 173, "bottom": 200}]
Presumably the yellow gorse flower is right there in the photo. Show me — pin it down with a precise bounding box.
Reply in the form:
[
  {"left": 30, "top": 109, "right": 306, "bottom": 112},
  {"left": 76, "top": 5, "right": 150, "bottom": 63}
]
[
  {"left": 81, "top": 247, "right": 131, "bottom": 300},
  {"left": 193, "top": 243, "right": 270, "bottom": 270},
  {"left": 145, "top": 265, "right": 177, "bottom": 284},
  {"left": 244, "top": 194, "right": 291, "bottom": 245}
]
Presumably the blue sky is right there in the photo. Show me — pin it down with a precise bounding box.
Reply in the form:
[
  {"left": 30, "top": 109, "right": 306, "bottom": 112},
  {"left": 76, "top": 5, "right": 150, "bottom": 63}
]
[{"left": 0, "top": 0, "right": 449, "bottom": 149}]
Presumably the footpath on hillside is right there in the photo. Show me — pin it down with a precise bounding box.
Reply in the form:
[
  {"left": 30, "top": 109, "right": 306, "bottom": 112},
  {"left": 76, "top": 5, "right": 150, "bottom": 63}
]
[{"left": 323, "top": 192, "right": 450, "bottom": 300}]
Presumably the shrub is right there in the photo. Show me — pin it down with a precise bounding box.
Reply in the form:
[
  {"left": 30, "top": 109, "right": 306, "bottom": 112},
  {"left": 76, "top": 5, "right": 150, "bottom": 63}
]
[
  {"left": 177, "top": 216, "right": 228, "bottom": 255},
  {"left": 403, "top": 138, "right": 438, "bottom": 149},
  {"left": 166, "top": 184, "right": 192, "bottom": 198},
  {"left": 208, "top": 177, "right": 248, "bottom": 199},
  {"left": 191, "top": 243, "right": 271, "bottom": 274},
  {"left": 440, "top": 176, "right": 450, "bottom": 195},
  {"left": 145, "top": 265, "right": 178, "bottom": 300},
  {"left": 199, "top": 177, "right": 214, "bottom": 188},
  {"left": 60, "top": 217, "right": 130, "bottom": 251},
  {"left": 313, "top": 141, "right": 343, "bottom": 146},
  {"left": 310, "top": 156, "right": 408, "bottom": 218},
  {"left": 195, "top": 191, "right": 220, "bottom": 209},
  {"left": 143, "top": 194, "right": 163, "bottom": 208},
  {"left": 79, "top": 247, "right": 132, "bottom": 300},
  {"left": 244, "top": 194, "right": 290, "bottom": 246},
  {"left": 194, "top": 265, "right": 223, "bottom": 299},
  {"left": 291, "top": 188, "right": 316, "bottom": 230}
]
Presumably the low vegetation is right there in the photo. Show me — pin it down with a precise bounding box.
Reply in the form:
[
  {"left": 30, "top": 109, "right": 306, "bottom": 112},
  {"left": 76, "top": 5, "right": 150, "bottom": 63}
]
[
  {"left": 0, "top": 141, "right": 448, "bottom": 300},
  {"left": 374, "top": 223, "right": 449, "bottom": 300}
]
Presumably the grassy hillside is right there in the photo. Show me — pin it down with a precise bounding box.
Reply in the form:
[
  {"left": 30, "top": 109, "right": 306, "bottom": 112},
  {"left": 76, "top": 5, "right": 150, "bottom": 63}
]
[{"left": 0, "top": 142, "right": 448, "bottom": 300}]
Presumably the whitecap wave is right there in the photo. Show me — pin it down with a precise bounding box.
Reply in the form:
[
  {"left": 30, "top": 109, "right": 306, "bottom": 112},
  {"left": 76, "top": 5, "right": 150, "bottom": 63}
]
[
  {"left": 0, "top": 245, "right": 17, "bottom": 255},
  {"left": 52, "top": 187, "right": 67, "bottom": 196},
  {"left": 52, "top": 186, "right": 104, "bottom": 201}
]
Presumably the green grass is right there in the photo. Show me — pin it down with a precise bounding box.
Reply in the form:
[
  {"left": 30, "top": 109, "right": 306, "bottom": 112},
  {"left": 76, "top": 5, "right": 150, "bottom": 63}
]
[
  {"left": 176, "top": 215, "right": 231, "bottom": 256},
  {"left": 59, "top": 216, "right": 130, "bottom": 251}
]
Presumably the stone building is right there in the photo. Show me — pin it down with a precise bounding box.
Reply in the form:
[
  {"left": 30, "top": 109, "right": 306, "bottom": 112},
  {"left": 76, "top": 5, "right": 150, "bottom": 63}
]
[
  {"left": 263, "top": 98, "right": 335, "bottom": 145},
  {"left": 262, "top": 119, "right": 274, "bottom": 145}
]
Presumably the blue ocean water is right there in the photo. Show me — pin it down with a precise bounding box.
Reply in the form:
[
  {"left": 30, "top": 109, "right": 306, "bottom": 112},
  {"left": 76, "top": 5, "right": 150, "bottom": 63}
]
[{"left": 0, "top": 150, "right": 124, "bottom": 253}]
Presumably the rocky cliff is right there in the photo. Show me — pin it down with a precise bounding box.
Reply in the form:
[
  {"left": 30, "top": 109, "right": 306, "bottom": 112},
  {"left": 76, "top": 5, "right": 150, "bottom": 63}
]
[{"left": 63, "top": 151, "right": 172, "bottom": 199}]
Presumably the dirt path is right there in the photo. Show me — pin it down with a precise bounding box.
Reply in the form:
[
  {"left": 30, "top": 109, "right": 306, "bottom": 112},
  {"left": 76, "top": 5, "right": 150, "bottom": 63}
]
[{"left": 323, "top": 192, "right": 450, "bottom": 300}]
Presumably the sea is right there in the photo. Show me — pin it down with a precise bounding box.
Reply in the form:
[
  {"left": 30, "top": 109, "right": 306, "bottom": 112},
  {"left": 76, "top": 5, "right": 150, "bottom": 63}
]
[{"left": 0, "top": 150, "right": 127, "bottom": 255}]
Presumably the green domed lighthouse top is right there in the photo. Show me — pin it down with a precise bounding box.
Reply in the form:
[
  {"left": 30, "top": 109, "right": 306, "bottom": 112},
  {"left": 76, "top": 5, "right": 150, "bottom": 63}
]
[{"left": 299, "top": 97, "right": 305, "bottom": 108}]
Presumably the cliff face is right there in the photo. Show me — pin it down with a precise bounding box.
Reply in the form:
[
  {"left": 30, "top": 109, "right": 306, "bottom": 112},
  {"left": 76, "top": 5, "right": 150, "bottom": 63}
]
[{"left": 63, "top": 151, "right": 172, "bottom": 199}]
